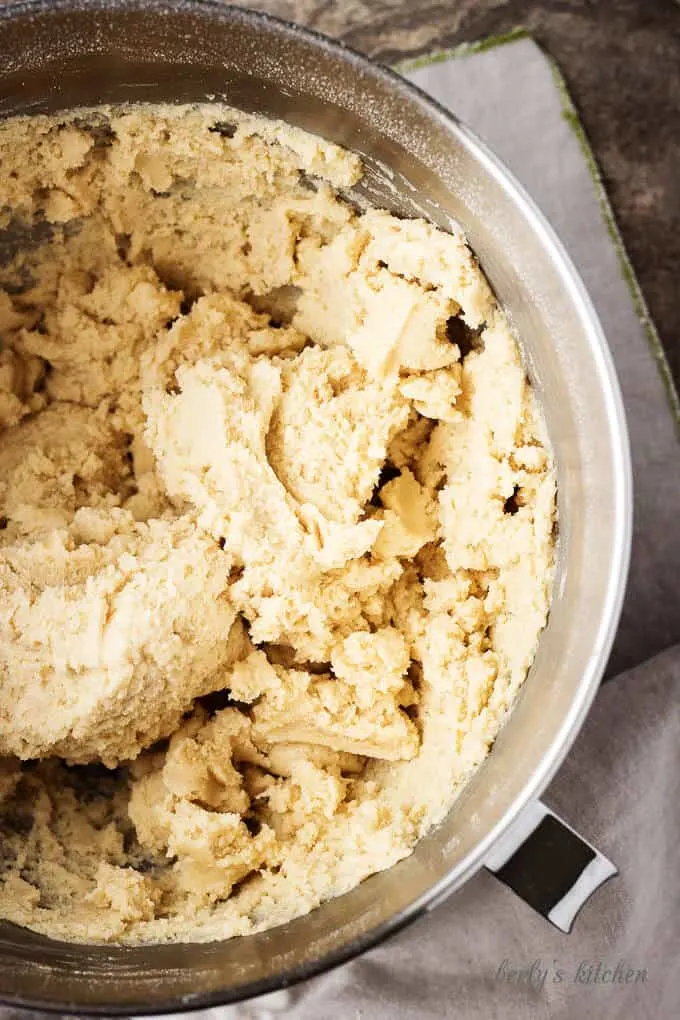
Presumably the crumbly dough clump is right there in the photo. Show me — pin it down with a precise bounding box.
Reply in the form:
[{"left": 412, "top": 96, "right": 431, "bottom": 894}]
[{"left": 0, "top": 105, "right": 555, "bottom": 943}]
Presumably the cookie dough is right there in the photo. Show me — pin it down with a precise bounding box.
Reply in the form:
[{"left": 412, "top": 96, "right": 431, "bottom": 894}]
[{"left": 0, "top": 105, "right": 555, "bottom": 943}]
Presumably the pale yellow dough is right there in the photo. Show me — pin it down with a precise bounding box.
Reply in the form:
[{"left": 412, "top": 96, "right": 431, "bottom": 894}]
[{"left": 0, "top": 105, "right": 555, "bottom": 943}]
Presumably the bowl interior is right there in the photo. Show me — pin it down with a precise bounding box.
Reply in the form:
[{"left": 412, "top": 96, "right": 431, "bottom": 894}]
[{"left": 0, "top": 1, "right": 630, "bottom": 1012}]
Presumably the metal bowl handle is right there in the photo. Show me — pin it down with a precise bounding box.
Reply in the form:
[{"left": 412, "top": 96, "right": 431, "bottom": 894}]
[{"left": 485, "top": 800, "right": 617, "bottom": 933}]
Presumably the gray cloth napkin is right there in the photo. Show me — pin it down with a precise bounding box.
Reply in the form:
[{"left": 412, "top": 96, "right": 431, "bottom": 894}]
[
  {"left": 6, "top": 35, "right": 680, "bottom": 1020},
  {"left": 176, "top": 37, "right": 679, "bottom": 1020}
]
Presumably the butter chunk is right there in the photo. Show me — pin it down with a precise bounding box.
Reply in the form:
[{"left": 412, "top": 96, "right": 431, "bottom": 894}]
[
  {"left": 294, "top": 224, "right": 461, "bottom": 378},
  {"left": 372, "top": 469, "right": 438, "bottom": 560},
  {"left": 398, "top": 366, "right": 462, "bottom": 422},
  {"left": 128, "top": 709, "right": 278, "bottom": 905},
  {"left": 250, "top": 630, "right": 419, "bottom": 761},
  {"left": 0, "top": 505, "right": 247, "bottom": 764},
  {"left": 170, "top": 801, "right": 278, "bottom": 903},
  {"left": 20, "top": 263, "right": 182, "bottom": 409},
  {"left": 267, "top": 344, "right": 409, "bottom": 523},
  {"left": 86, "top": 863, "right": 160, "bottom": 927},
  {"left": 359, "top": 209, "right": 496, "bottom": 328}
]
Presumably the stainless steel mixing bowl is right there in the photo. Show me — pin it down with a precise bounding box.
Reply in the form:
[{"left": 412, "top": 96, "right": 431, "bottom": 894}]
[{"left": 0, "top": 0, "right": 632, "bottom": 1012}]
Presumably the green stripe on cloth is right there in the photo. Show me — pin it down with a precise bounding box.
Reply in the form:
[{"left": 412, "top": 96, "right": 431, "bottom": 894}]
[{"left": 393, "top": 27, "right": 530, "bottom": 74}]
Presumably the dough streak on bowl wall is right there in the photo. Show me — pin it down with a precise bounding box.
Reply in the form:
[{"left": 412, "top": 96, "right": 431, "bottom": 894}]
[{"left": 0, "top": 105, "right": 555, "bottom": 944}]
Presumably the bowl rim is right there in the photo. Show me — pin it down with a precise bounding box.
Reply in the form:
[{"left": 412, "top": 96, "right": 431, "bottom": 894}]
[{"left": 0, "top": 0, "right": 633, "bottom": 1013}]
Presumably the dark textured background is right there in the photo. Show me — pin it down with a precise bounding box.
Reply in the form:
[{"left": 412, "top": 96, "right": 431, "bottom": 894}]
[{"left": 245, "top": 0, "right": 680, "bottom": 391}]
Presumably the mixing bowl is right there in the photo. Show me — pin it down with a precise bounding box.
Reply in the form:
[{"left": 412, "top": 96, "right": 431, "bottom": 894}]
[{"left": 0, "top": 0, "right": 632, "bottom": 1012}]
